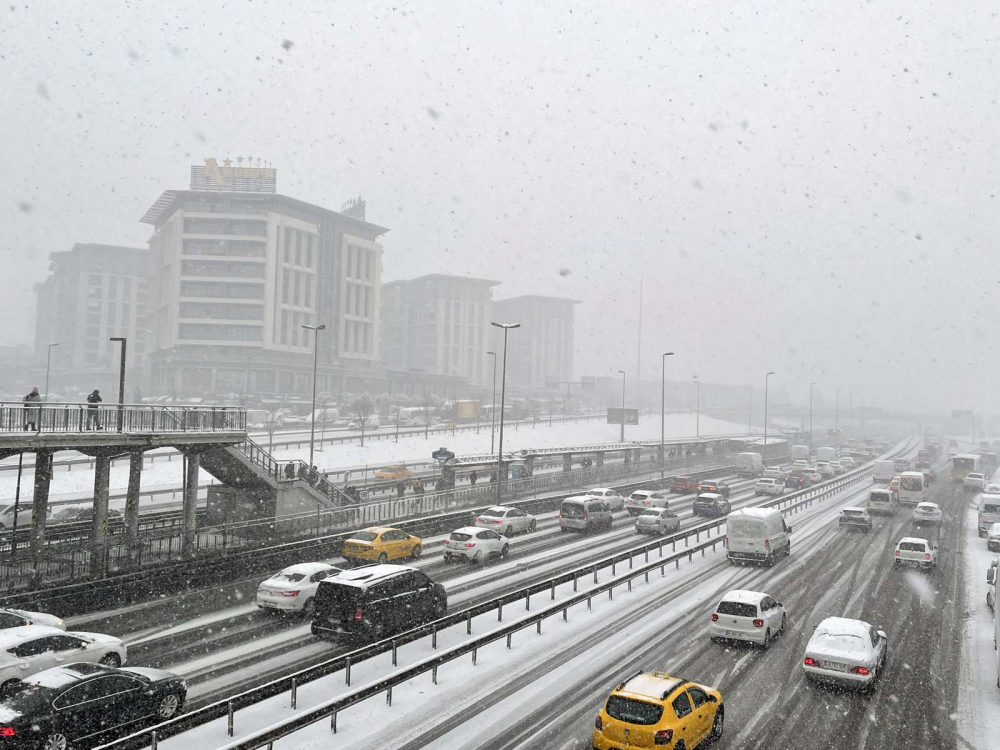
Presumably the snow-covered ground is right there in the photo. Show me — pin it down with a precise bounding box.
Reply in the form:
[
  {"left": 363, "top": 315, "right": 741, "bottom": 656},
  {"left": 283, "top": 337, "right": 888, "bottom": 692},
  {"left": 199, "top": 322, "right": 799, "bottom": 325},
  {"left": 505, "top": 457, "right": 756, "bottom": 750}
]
[{"left": 0, "top": 411, "right": 748, "bottom": 509}]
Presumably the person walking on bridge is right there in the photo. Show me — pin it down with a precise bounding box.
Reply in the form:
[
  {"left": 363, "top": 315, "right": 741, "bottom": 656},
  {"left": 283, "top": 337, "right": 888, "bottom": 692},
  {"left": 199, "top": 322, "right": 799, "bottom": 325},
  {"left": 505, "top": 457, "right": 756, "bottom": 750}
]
[
  {"left": 86, "top": 389, "right": 102, "bottom": 430},
  {"left": 23, "top": 387, "right": 40, "bottom": 431}
]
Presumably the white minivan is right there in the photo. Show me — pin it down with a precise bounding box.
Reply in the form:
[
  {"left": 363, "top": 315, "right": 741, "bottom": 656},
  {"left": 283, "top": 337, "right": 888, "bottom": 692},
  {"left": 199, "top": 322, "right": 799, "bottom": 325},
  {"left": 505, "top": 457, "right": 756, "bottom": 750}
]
[
  {"left": 866, "top": 488, "right": 898, "bottom": 516},
  {"left": 736, "top": 452, "right": 764, "bottom": 478},
  {"left": 726, "top": 507, "right": 792, "bottom": 566},
  {"left": 897, "top": 471, "right": 926, "bottom": 506}
]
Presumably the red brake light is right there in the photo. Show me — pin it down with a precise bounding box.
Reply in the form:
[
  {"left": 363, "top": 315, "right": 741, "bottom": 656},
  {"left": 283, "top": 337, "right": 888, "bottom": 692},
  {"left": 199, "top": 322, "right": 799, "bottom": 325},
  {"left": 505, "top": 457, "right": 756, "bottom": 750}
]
[
  {"left": 753, "top": 619, "right": 764, "bottom": 628},
  {"left": 711, "top": 613, "right": 719, "bottom": 622},
  {"left": 803, "top": 657, "right": 818, "bottom": 666},
  {"left": 465, "top": 542, "right": 476, "bottom": 548},
  {"left": 583, "top": 513, "right": 588, "bottom": 520},
  {"left": 354, "top": 608, "right": 363, "bottom": 622},
  {"left": 654, "top": 729, "right": 674, "bottom": 745},
  {"left": 764, "top": 539, "right": 770, "bottom": 547},
  {"left": 851, "top": 666, "right": 870, "bottom": 676},
  {"left": 595, "top": 715, "right": 603, "bottom": 731},
  {"left": 895, "top": 550, "right": 900, "bottom": 556},
  {"left": 279, "top": 590, "right": 300, "bottom": 597},
  {"left": 0, "top": 728, "right": 14, "bottom": 737},
  {"left": 925, "top": 553, "right": 931, "bottom": 559},
  {"left": 642, "top": 500, "right": 650, "bottom": 504}
]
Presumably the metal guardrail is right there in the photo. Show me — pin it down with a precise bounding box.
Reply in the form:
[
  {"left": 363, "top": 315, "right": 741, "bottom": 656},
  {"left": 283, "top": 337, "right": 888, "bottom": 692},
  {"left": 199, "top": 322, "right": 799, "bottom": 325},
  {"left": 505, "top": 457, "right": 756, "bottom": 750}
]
[
  {"left": 98, "top": 453, "right": 881, "bottom": 750},
  {"left": 0, "top": 402, "right": 246, "bottom": 434}
]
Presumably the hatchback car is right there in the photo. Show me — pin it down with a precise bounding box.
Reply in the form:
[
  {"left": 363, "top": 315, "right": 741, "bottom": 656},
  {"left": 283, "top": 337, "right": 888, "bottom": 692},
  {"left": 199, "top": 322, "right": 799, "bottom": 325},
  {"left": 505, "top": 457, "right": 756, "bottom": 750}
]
[
  {"left": 593, "top": 671, "right": 724, "bottom": 750},
  {"left": 585, "top": 488, "right": 626, "bottom": 511},
  {"left": 695, "top": 479, "right": 731, "bottom": 498},
  {"left": 911, "top": 502, "right": 942, "bottom": 526},
  {"left": 634, "top": 508, "right": 681, "bottom": 536},
  {"left": 801, "top": 467, "right": 822, "bottom": 483},
  {"left": 473, "top": 506, "right": 536, "bottom": 536},
  {"left": 0, "top": 608, "right": 65, "bottom": 631},
  {"left": 0, "top": 627, "right": 127, "bottom": 689},
  {"left": 893, "top": 537, "right": 937, "bottom": 570},
  {"left": 443, "top": 527, "right": 510, "bottom": 563},
  {"left": 340, "top": 527, "right": 422, "bottom": 565},
  {"left": 803, "top": 616, "right": 888, "bottom": 691},
  {"left": 838, "top": 507, "right": 872, "bottom": 533},
  {"left": 709, "top": 590, "right": 786, "bottom": 648},
  {"left": 692, "top": 493, "right": 731, "bottom": 518},
  {"left": 625, "top": 490, "right": 670, "bottom": 516},
  {"left": 559, "top": 497, "right": 613, "bottom": 533},
  {"left": 256, "top": 562, "right": 342, "bottom": 613},
  {"left": 0, "top": 663, "right": 186, "bottom": 750}
]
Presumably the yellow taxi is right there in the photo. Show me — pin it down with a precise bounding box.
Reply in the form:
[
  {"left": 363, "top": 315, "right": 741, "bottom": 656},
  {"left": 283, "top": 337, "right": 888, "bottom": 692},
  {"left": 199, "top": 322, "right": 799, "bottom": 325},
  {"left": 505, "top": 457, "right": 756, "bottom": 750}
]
[
  {"left": 375, "top": 465, "right": 412, "bottom": 481},
  {"left": 340, "top": 527, "right": 422, "bottom": 565},
  {"left": 888, "top": 475, "right": 900, "bottom": 495},
  {"left": 593, "top": 671, "right": 723, "bottom": 749}
]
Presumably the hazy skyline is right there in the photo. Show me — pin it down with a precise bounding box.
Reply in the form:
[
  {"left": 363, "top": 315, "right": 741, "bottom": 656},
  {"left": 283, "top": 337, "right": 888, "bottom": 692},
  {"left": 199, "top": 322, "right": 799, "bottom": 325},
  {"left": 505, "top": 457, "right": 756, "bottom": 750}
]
[{"left": 3, "top": 1, "right": 998, "bottom": 412}]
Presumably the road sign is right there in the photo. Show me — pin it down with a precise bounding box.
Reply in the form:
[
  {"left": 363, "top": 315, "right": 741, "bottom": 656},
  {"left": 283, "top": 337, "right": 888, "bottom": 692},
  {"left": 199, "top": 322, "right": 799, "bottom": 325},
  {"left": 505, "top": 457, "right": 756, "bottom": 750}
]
[
  {"left": 607, "top": 408, "right": 639, "bottom": 426},
  {"left": 432, "top": 448, "right": 456, "bottom": 461}
]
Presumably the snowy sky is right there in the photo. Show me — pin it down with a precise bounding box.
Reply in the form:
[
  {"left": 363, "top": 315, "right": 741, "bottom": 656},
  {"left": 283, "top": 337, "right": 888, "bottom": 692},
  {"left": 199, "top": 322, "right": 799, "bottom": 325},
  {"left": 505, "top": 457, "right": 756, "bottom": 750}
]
[{"left": 2, "top": 0, "right": 999, "bottom": 412}]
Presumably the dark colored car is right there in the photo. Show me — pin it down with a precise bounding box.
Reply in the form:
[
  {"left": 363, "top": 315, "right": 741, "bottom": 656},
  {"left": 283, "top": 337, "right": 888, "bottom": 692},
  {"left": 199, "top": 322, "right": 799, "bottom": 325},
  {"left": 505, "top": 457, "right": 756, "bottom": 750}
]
[
  {"left": 695, "top": 480, "right": 731, "bottom": 498},
  {"left": 921, "top": 468, "right": 936, "bottom": 484},
  {"left": 669, "top": 476, "right": 698, "bottom": 494},
  {"left": 312, "top": 564, "right": 447, "bottom": 641},
  {"left": 784, "top": 471, "right": 811, "bottom": 490},
  {"left": 914, "top": 458, "right": 931, "bottom": 470},
  {"left": 51, "top": 507, "right": 123, "bottom": 525},
  {"left": 692, "top": 493, "right": 731, "bottom": 518},
  {"left": 0, "top": 663, "right": 185, "bottom": 749}
]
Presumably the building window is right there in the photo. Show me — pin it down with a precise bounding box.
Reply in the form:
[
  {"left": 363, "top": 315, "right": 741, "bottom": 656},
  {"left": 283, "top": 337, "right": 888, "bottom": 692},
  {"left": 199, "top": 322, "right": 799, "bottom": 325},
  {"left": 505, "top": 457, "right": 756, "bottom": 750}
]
[
  {"left": 180, "top": 281, "right": 264, "bottom": 300},
  {"left": 345, "top": 247, "right": 353, "bottom": 278},
  {"left": 294, "top": 274, "right": 301, "bottom": 306},
  {"left": 178, "top": 324, "right": 262, "bottom": 342},
  {"left": 304, "top": 278, "right": 312, "bottom": 308},
  {"left": 295, "top": 231, "right": 302, "bottom": 266},
  {"left": 282, "top": 270, "right": 290, "bottom": 301},
  {"left": 179, "top": 303, "right": 264, "bottom": 320},
  {"left": 284, "top": 228, "right": 292, "bottom": 262}
]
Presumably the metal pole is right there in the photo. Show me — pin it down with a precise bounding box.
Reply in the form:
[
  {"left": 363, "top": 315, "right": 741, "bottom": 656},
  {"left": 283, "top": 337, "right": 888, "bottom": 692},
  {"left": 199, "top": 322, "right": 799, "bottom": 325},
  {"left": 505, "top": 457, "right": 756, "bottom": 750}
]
[
  {"left": 661, "top": 352, "right": 674, "bottom": 479},
  {"left": 636, "top": 278, "right": 643, "bottom": 414},
  {"left": 748, "top": 386, "right": 752, "bottom": 436},
  {"left": 764, "top": 371, "right": 775, "bottom": 461},
  {"left": 618, "top": 369, "right": 626, "bottom": 442},
  {"left": 695, "top": 379, "right": 700, "bottom": 438},
  {"left": 493, "top": 326, "right": 516, "bottom": 502},
  {"left": 44, "top": 342, "right": 59, "bottom": 402},
  {"left": 10, "top": 453, "right": 23, "bottom": 559},
  {"left": 395, "top": 406, "right": 400, "bottom": 443},
  {"left": 835, "top": 387, "right": 842, "bottom": 437},
  {"left": 110, "top": 337, "right": 126, "bottom": 432},
  {"left": 302, "top": 324, "right": 326, "bottom": 469},
  {"left": 809, "top": 382, "right": 816, "bottom": 451}
]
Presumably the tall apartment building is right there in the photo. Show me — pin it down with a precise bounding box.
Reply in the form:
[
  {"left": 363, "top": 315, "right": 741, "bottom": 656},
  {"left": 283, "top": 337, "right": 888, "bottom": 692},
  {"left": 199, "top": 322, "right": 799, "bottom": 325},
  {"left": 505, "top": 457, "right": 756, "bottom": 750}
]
[
  {"left": 33, "top": 243, "right": 148, "bottom": 396},
  {"left": 381, "top": 274, "right": 498, "bottom": 384},
  {"left": 489, "top": 295, "right": 578, "bottom": 390},
  {"left": 140, "top": 165, "right": 387, "bottom": 398}
]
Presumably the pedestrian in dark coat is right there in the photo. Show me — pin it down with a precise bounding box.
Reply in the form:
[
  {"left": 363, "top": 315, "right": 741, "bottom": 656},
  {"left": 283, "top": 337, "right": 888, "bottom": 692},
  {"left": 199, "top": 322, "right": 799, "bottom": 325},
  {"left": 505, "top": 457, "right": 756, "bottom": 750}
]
[
  {"left": 23, "top": 387, "right": 40, "bottom": 431},
  {"left": 85, "top": 389, "right": 102, "bottom": 430},
  {"left": 469, "top": 470, "right": 478, "bottom": 486}
]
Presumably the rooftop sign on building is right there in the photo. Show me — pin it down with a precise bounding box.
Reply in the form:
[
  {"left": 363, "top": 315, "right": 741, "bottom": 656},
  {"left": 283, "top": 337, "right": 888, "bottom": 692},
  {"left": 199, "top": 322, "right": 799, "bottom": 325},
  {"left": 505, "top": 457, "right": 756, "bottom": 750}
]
[{"left": 190, "top": 157, "right": 277, "bottom": 193}]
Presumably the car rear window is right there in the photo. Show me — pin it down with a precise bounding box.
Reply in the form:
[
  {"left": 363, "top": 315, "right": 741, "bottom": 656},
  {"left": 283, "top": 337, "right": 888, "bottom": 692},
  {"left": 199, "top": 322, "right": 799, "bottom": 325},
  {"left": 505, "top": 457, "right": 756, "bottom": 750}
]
[
  {"left": 275, "top": 572, "right": 306, "bottom": 582},
  {"left": 842, "top": 510, "right": 865, "bottom": 518},
  {"left": 349, "top": 531, "right": 378, "bottom": 543},
  {"left": 717, "top": 601, "right": 757, "bottom": 617},
  {"left": 479, "top": 509, "right": 504, "bottom": 517},
  {"left": 561, "top": 502, "right": 585, "bottom": 518},
  {"left": 605, "top": 695, "right": 664, "bottom": 725},
  {"left": 450, "top": 532, "right": 472, "bottom": 541},
  {"left": 983, "top": 504, "right": 1000, "bottom": 515},
  {"left": 899, "top": 541, "right": 926, "bottom": 552},
  {"left": 900, "top": 477, "right": 923, "bottom": 491}
]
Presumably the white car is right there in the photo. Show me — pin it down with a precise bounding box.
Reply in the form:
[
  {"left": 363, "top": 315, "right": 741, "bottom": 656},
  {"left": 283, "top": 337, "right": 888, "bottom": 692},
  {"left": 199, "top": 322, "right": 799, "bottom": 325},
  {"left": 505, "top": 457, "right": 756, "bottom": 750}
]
[
  {"left": 473, "top": 506, "right": 537, "bottom": 536},
  {"left": 0, "top": 626, "right": 126, "bottom": 688},
  {"left": 989, "top": 522, "right": 1000, "bottom": 553},
  {"left": 986, "top": 483, "right": 1000, "bottom": 494},
  {"left": 828, "top": 461, "right": 845, "bottom": 475},
  {"left": 585, "top": 488, "right": 625, "bottom": 511},
  {"left": 815, "top": 462, "right": 835, "bottom": 478},
  {"left": 625, "top": 490, "right": 670, "bottom": 516},
  {"left": 0, "top": 608, "right": 65, "bottom": 631},
  {"left": 791, "top": 460, "right": 810, "bottom": 470},
  {"left": 893, "top": 536, "right": 937, "bottom": 570},
  {"left": 634, "top": 508, "right": 681, "bottom": 536},
  {"left": 443, "top": 526, "right": 509, "bottom": 563},
  {"left": 965, "top": 472, "right": 987, "bottom": 492},
  {"left": 754, "top": 478, "right": 785, "bottom": 496},
  {"left": 710, "top": 590, "right": 786, "bottom": 648},
  {"left": 803, "top": 616, "right": 888, "bottom": 691},
  {"left": 256, "top": 562, "right": 342, "bottom": 613},
  {"left": 840, "top": 456, "right": 856, "bottom": 469},
  {"left": 911, "top": 502, "right": 942, "bottom": 526},
  {"left": 801, "top": 467, "right": 822, "bottom": 483}
]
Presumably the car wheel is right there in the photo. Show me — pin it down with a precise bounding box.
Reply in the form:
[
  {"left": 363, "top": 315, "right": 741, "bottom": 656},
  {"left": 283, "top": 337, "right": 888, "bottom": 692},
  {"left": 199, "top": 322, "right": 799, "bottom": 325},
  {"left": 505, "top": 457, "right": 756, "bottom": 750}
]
[
  {"left": 443, "top": 552, "right": 452, "bottom": 562},
  {"left": 157, "top": 693, "right": 182, "bottom": 719},
  {"left": 674, "top": 741, "right": 686, "bottom": 750},
  {"left": 42, "top": 733, "right": 70, "bottom": 750},
  {"left": 709, "top": 705, "right": 725, "bottom": 740},
  {"left": 780, "top": 613, "right": 787, "bottom": 633},
  {"left": 301, "top": 597, "right": 315, "bottom": 615},
  {"left": 473, "top": 550, "right": 483, "bottom": 564},
  {"left": 503, "top": 526, "right": 512, "bottom": 537},
  {"left": 501, "top": 544, "right": 509, "bottom": 559},
  {"left": 529, "top": 519, "right": 537, "bottom": 532},
  {"left": 100, "top": 653, "right": 122, "bottom": 668},
  {"left": 411, "top": 545, "right": 422, "bottom": 560},
  {"left": 762, "top": 628, "right": 772, "bottom": 650},
  {"left": 377, "top": 553, "right": 389, "bottom": 564}
]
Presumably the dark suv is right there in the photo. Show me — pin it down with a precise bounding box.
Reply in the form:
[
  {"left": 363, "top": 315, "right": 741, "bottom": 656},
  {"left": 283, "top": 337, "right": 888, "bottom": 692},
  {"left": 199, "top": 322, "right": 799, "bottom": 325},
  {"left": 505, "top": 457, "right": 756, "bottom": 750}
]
[
  {"left": 692, "top": 493, "right": 731, "bottom": 518},
  {"left": 312, "top": 564, "right": 447, "bottom": 641}
]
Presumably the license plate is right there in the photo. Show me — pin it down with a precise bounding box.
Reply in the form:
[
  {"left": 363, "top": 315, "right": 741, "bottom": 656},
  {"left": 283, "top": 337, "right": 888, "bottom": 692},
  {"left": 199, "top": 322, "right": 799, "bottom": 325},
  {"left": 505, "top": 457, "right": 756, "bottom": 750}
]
[
  {"left": 727, "top": 630, "right": 744, "bottom": 637},
  {"left": 822, "top": 660, "right": 848, "bottom": 672},
  {"left": 260, "top": 601, "right": 276, "bottom": 607}
]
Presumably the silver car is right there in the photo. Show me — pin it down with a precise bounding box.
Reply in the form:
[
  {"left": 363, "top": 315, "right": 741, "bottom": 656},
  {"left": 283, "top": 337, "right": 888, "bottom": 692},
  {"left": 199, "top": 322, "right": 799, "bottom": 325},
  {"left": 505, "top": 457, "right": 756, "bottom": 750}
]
[
  {"left": 625, "top": 490, "right": 670, "bottom": 516},
  {"left": 634, "top": 508, "right": 681, "bottom": 536},
  {"left": 473, "top": 506, "right": 537, "bottom": 536}
]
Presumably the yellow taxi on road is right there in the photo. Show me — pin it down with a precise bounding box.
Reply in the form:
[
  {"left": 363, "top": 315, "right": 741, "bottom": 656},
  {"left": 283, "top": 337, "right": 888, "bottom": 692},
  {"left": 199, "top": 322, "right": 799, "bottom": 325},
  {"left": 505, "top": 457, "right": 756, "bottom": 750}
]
[
  {"left": 593, "top": 671, "right": 724, "bottom": 749},
  {"left": 340, "top": 527, "right": 422, "bottom": 565},
  {"left": 375, "top": 465, "right": 412, "bottom": 481}
]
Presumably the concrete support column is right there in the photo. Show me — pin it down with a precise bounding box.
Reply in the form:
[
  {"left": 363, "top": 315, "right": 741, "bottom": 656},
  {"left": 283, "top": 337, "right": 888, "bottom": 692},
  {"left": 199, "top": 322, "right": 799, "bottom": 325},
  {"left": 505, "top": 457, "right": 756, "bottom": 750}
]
[
  {"left": 657, "top": 444, "right": 665, "bottom": 467},
  {"left": 29, "top": 451, "right": 53, "bottom": 563},
  {"left": 563, "top": 454, "right": 573, "bottom": 473},
  {"left": 90, "top": 456, "right": 111, "bottom": 578},
  {"left": 596, "top": 451, "right": 605, "bottom": 468},
  {"left": 182, "top": 452, "right": 200, "bottom": 558},
  {"left": 125, "top": 451, "right": 143, "bottom": 563}
]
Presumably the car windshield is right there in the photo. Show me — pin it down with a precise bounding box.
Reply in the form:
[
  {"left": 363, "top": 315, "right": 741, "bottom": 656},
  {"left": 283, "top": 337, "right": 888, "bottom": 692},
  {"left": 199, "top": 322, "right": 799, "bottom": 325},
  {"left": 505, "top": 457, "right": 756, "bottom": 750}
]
[
  {"left": 349, "top": 532, "right": 379, "bottom": 543},
  {"left": 717, "top": 601, "right": 757, "bottom": 617},
  {"left": 274, "top": 572, "right": 306, "bottom": 582},
  {"left": 604, "top": 695, "right": 664, "bottom": 725}
]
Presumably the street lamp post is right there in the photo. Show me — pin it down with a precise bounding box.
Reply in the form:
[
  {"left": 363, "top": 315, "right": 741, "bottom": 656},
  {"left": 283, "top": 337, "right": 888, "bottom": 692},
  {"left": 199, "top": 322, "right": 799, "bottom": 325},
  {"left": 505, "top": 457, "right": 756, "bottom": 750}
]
[
  {"left": 109, "top": 337, "right": 127, "bottom": 432},
  {"left": 617, "top": 369, "right": 626, "bottom": 442},
  {"left": 748, "top": 386, "right": 752, "bottom": 436},
  {"left": 809, "top": 382, "right": 817, "bottom": 451},
  {"left": 301, "top": 323, "right": 327, "bottom": 469},
  {"left": 764, "top": 371, "right": 775, "bottom": 462},
  {"left": 491, "top": 322, "right": 520, "bottom": 503},
  {"left": 835, "top": 387, "right": 842, "bottom": 438},
  {"left": 487, "top": 351, "right": 497, "bottom": 454},
  {"left": 693, "top": 377, "right": 701, "bottom": 438},
  {"left": 661, "top": 352, "right": 675, "bottom": 478},
  {"left": 44, "top": 342, "right": 59, "bottom": 403}
]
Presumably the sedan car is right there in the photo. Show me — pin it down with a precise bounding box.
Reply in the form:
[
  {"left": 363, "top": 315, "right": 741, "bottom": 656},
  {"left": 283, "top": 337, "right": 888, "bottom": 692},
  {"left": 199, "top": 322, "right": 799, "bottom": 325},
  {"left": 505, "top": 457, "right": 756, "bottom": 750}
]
[
  {"left": 785, "top": 471, "right": 811, "bottom": 490},
  {"left": 754, "top": 478, "right": 785, "bottom": 496},
  {"left": 803, "top": 616, "right": 888, "bottom": 691},
  {"left": 443, "top": 527, "right": 509, "bottom": 563},
  {"left": 921, "top": 468, "right": 937, "bottom": 485},
  {"left": 50, "top": 506, "right": 123, "bottom": 524},
  {"left": 710, "top": 589, "right": 786, "bottom": 648},
  {"left": 585, "top": 488, "right": 625, "bottom": 511},
  {"left": 256, "top": 562, "right": 342, "bottom": 613},
  {"left": 0, "top": 626, "right": 127, "bottom": 688},
  {"left": 986, "top": 482, "right": 1000, "bottom": 494},
  {"left": 625, "top": 490, "right": 670, "bottom": 516},
  {"left": 473, "top": 506, "right": 537, "bottom": 535},
  {"left": 0, "top": 608, "right": 65, "bottom": 631},
  {"left": 911, "top": 502, "right": 942, "bottom": 526},
  {"left": 340, "top": 527, "right": 422, "bottom": 565},
  {"left": 374, "top": 465, "right": 412, "bottom": 481},
  {"left": 668, "top": 475, "right": 699, "bottom": 493},
  {"left": 693, "top": 493, "right": 731, "bottom": 518},
  {"left": 634, "top": 508, "right": 681, "bottom": 536},
  {"left": 0, "top": 663, "right": 186, "bottom": 748},
  {"left": 696, "top": 479, "right": 731, "bottom": 498},
  {"left": 894, "top": 537, "right": 937, "bottom": 570},
  {"left": 839, "top": 507, "right": 872, "bottom": 533}
]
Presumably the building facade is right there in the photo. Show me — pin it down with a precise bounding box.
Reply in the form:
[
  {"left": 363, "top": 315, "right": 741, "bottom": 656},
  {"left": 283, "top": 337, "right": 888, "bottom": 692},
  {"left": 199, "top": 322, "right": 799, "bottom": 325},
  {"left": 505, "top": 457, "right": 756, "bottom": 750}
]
[
  {"left": 490, "top": 295, "right": 578, "bottom": 390},
  {"left": 381, "top": 274, "right": 498, "bottom": 384},
  {"left": 141, "top": 188, "right": 387, "bottom": 399},
  {"left": 33, "top": 244, "right": 148, "bottom": 398}
]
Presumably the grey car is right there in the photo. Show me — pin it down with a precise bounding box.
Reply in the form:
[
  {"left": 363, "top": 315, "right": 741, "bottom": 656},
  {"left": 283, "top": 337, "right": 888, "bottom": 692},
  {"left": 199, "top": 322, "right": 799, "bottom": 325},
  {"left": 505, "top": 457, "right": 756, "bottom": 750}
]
[
  {"left": 635, "top": 508, "right": 681, "bottom": 536},
  {"left": 559, "top": 496, "right": 613, "bottom": 533}
]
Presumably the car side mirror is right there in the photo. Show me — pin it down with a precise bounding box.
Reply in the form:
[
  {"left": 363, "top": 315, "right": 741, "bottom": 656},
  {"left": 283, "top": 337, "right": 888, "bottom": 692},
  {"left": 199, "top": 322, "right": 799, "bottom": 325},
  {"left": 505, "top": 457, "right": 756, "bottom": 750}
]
[
  {"left": 877, "top": 630, "right": 887, "bottom": 640},
  {"left": 989, "top": 570, "right": 996, "bottom": 584},
  {"left": 787, "top": 525, "right": 793, "bottom": 534}
]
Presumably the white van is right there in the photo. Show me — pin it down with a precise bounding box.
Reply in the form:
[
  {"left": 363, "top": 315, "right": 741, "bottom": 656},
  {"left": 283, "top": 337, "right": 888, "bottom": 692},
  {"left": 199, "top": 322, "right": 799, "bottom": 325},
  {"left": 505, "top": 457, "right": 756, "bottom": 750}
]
[
  {"left": 736, "top": 452, "right": 764, "bottom": 478},
  {"left": 894, "top": 457, "right": 911, "bottom": 473},
  {"left": 873, "top": 460, "right": 895, "bottom": 483},
  {"left": 978, "top": 494, "right": 1000, "bottom": 538},
  {"left": 791, "top": 445, "right": 810, "bottom": 462},
  {"left": 817, "top": 446, "right": 836, "bottom": 462},
  {"left": 726, "top": 508, "right": 792, "bottom": 566},
  {"left": 867, "top": 488, "right": 898, "bottom": 516},
  {"left": 897, "top": 471, "right": 926, "bottom": 506}
]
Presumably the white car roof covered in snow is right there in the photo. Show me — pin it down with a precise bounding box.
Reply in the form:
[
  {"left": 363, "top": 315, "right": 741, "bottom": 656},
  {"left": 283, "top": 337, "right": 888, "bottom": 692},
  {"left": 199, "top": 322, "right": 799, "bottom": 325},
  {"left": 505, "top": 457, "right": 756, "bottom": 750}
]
[
  {"left": 916, "top": 502, "right": 940, "bottom": 510},
  {"left": 897, "top": 536, "right": 930, "bottom": 546},
  {"left": 718, "top": 589, "right": 767, "bottom": 605},
  {"left": 808, "top": 617, "right": 874, "bottom": 657},
  {"left": 841, "top": 506, "right": 868, "bottom": 513},
  {"left": 276, "top": 562, "right": 339, "bottom": 577},
  {"left": 730, "top": 507, "right": 780, "bottom": 520}
]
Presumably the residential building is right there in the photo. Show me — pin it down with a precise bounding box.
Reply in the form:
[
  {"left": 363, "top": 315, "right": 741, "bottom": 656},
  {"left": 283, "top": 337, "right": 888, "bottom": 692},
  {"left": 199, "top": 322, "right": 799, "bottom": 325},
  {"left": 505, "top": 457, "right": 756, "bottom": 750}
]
[
  {"left": 381, "top": 274, "right": 498, "bottom": 384},
  {"left": 140, "top": 172, "right": 388, "bottom": 398},
  {"left": 32, "top": 243, "right": 148, "bottom": 397},
  {"left": 489, "top": 295, "right": 578, "bottom": 390}
]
